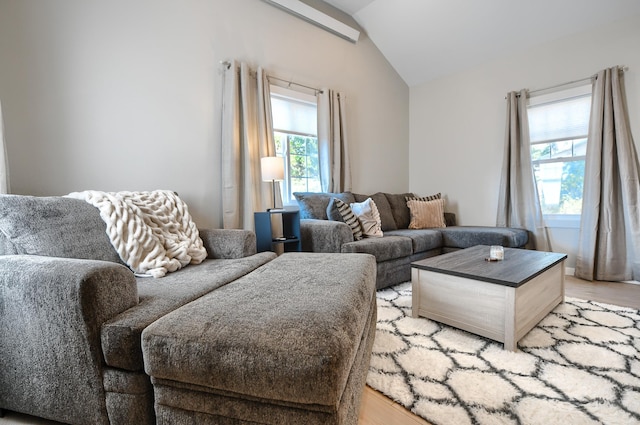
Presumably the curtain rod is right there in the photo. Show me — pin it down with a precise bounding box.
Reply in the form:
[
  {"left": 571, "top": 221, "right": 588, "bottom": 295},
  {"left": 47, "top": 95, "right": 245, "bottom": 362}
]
[
  {"left": 528, "top": 75, "right": 594, "bottom": 96},
  {"left": 267, "top": 75, "right": 323, "bottom": 95},
  {"left": 512, "top": 65, "right": 629, "bottom": 98},
  {"left": 220, "top": 61, "right": 323, "bottom": 94}
]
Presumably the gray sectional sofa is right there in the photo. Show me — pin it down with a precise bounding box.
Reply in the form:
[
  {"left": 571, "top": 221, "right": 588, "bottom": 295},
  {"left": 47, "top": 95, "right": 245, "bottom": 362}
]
[
  {"left": 0, "top": 194, "right": 377, "bottom": 425},
  {"left": 295, "top": 191, "right": 529, "bottom": 289}
]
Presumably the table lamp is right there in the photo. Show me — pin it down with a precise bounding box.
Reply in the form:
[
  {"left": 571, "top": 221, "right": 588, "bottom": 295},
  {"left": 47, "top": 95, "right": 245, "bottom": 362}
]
[{"left": 261, "top": 156, "right": 284, "bottom": 210}]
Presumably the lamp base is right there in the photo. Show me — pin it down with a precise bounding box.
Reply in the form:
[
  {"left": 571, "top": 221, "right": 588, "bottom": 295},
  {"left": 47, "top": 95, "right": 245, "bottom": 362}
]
[{"left": 270, "top": 180, "right": 278, "bottom": 211}]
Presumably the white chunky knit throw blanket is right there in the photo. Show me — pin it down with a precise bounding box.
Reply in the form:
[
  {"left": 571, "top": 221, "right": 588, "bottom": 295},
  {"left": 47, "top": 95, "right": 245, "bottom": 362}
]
[{"left": 68, "top": 190, "right": 207, "bottom": 278}]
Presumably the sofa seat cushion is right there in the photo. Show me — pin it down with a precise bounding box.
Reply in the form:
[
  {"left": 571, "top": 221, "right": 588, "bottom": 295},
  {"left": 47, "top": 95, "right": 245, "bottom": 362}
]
[
  {"left": 341, "top": 236, "right": 412, "bottom": 262},
  {"left": 142, "top": 252, "right": 377, "bottom": 409},
  {"left": 101, "top": 252, "right": 275, "bottom": 371},
  {"left": 439, "top": 226, "right": 528, "bottom": 249},
  {"left": 384, "top": 229, "right": 443, "bottom": 254}
]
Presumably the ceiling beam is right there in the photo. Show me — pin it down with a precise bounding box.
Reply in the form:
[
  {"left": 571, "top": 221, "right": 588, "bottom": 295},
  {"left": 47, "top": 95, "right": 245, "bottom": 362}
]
[{"left": 263, "top": 0, "right": 360, "bottom": 43}]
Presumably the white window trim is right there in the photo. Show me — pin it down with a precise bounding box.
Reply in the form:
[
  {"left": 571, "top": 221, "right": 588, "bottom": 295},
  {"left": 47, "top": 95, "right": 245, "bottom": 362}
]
[{"left": 544, "top": 214, "right": 581, "bottom": 229}]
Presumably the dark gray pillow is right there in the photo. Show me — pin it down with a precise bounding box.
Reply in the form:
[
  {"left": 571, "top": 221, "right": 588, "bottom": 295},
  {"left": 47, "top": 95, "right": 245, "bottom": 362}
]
[
  {"left": 294, "top": 192, "right": 355, "bottom": 220},
  {"left": 0, "top": 194, "right": 122, "bottom": 264},
  {"left": 444, "top": 212, "right": 457, "bottom": 227}
]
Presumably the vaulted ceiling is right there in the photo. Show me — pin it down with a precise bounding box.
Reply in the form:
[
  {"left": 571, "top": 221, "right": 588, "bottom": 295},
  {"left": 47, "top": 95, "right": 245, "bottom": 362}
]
[{"left": 324, "top": 0, "right": 640, "bottom": 87}]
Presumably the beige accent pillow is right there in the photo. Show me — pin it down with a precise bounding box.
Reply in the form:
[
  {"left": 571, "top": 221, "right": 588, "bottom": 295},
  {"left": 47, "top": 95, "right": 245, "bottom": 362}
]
[
  {"left": 407, "top": 198, "right": 446, "bottom": 229},
  {"left": 350, "top": 198, "right": 384, "bottom": 238}
]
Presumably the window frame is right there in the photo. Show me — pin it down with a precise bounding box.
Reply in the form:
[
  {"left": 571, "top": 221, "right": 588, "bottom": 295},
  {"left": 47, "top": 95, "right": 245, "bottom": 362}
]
[
  {"left": 527, "top": 83, "right": 592, "bottom": 229},
  {"left": 270, "top": 85, "right": 320, "bottom": 205},
  {"left": 273, "top": 131, "right": 320, "bottom": 204}
]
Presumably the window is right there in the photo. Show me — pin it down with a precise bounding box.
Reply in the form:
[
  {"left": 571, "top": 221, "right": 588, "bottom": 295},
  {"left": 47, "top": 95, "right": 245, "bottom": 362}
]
[
  {"left": 528, "top": 84, "right": 591, "bottom": 226},
  {"left": 270, "top": 86, "right": 320, "bottom": 204}
]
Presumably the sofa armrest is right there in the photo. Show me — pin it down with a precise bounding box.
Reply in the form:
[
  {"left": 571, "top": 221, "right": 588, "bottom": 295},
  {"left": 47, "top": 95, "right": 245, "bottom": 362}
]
[
  {"left": 0, "top": 255, "right": 138, "bottom": 424},
  {"left": 199, "top": 229, "right": 257, "bottom": 259},
  {"left": 300, "top": 219, "right": 354, "bottom": 253}
]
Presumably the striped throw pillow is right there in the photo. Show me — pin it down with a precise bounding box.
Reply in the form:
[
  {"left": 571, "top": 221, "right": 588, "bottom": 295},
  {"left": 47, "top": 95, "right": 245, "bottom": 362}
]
[
  {"left": 334, "top": 198, "right": 363, "bottom": 241},
  {"left": 407, "top": 198, "right": 446, "bottom": 229},
  {"left": 405, "top": 192, "right": 441, "bottom": 203}
]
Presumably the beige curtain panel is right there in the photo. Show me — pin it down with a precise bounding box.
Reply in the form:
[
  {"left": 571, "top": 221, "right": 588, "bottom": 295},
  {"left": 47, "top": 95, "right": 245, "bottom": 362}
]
[
  {"left": 317, "top": 89, "right": 352, "bottom": 193},
  {"left": 576, "top": 66, "right": 640, "bottom": 281},
  {"left": 221, "top": 61, "right": 279, "bottom": 230},
  {"left": 0, "top": 100, "right": 9, "bottom": 194},
  {"left": 496, "top": 90, "right": 550, "bottom": 251}
]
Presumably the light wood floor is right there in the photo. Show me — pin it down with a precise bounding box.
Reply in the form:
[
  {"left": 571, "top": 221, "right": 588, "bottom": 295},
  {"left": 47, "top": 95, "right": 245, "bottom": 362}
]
[
  {"left": 357, "top": 275, "right": 640, "bottom": 425},
  {"left": 1, "top": 277, "right": 637, "bottom": 425}
]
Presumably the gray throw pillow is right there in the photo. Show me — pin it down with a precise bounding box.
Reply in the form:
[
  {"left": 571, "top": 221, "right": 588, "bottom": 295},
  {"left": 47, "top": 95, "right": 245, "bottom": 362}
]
[{"left": 0, "top": 194, "right": 123, "bottom": 264}]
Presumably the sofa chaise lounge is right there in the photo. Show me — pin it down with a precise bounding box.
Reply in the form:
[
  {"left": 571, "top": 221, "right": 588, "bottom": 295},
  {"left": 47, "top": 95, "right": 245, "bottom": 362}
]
[
  {"left": 295, "top": 192, "right": 529, "bottom": 289},
  {"left": 0, "top": 194, "right": 377, "bottom": 425}
]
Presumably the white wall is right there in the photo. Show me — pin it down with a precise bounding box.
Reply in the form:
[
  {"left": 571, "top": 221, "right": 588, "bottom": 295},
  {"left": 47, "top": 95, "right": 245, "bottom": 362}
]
[
  {"left": 409, "top": 14, "right": 640, "bottom": 267},
  {"left": 0, "top": 0, "right": 409, "bottom": 228}
]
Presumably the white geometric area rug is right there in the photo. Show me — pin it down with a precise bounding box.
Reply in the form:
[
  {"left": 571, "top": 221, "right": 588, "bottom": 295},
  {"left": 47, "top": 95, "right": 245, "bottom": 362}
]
[{"left": 367, "top": 282, "right": 640, "bottom": 425}]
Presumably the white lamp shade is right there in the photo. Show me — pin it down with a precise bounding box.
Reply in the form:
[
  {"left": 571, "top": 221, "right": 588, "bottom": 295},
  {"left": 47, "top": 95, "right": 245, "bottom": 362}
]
[{"left": 261, "top": 157, "right": 285, "bottom": 181}]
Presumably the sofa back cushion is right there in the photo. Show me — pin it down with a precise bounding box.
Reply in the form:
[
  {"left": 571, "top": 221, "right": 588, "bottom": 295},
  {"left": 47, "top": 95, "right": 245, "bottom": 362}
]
[
  {"left": 382, "top": 192, "right": 415, "bottom": 229},
  {"left": 0, "top": 194, "right": 123, "bottom": 264},
  {"left": 294, "top": 192, "right": 355, "bottom": 220},
  {"left": 352, "top": 192, "right": 397, "bottom": 231}
]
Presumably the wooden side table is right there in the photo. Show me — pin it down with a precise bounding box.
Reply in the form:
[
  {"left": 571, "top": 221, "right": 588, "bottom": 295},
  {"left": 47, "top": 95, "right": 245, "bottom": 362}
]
[{"left": 254, "top": 210, "right": 301, "bottom": 253}]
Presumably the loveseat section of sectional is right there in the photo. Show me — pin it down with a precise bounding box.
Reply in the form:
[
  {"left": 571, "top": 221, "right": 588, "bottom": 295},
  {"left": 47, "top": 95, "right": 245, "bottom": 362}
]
[
  {"left": 0, "top": 194, "right": 276, "bottom": 425},
  {"left": 296, "top": 191, "right": 529, "bottom": 289}
]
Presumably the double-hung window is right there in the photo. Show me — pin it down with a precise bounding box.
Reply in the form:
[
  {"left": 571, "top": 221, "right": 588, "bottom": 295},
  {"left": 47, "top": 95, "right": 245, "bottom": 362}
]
[
  {"left": 270, "top": 86, "right": 321, "bottom": 205},
  {"left": 528, "top": 84, "right": 592, "bottom": 227}
]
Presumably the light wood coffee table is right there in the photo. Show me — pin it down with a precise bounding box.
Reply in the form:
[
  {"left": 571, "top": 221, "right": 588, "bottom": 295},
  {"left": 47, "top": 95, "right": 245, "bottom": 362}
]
[{"left": 411, "top": 245, "right": 567, "bottom": 351}]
